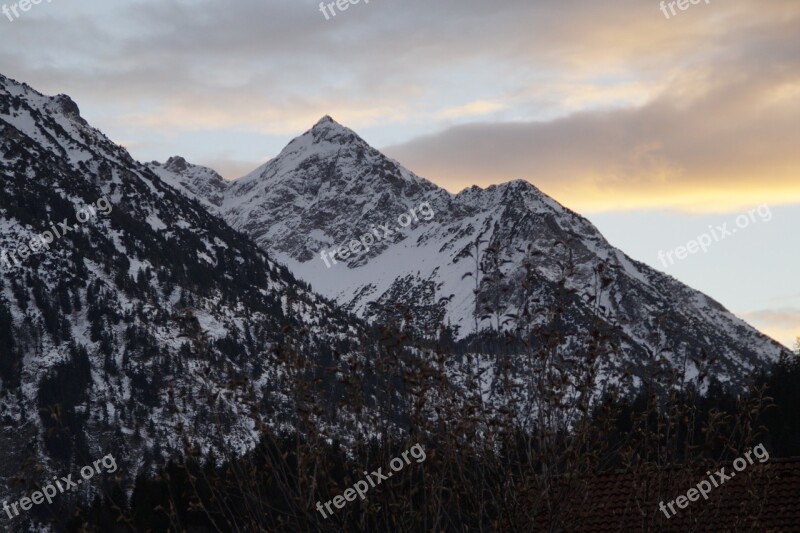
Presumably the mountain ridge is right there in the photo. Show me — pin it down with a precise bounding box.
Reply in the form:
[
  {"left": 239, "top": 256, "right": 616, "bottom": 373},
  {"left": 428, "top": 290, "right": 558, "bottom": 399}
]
[
  {"left": 0, "top": 73, "right": 790, "bottom": 529},
  {"left": 0, "top": 75, "right": 419, "bottom": 516},
  {"left": 148, "top": 116, "right": 789, "bottom": 389}
]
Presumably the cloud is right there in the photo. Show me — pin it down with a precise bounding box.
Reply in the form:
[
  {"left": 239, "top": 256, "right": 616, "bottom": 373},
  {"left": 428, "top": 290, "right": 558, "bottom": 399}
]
[
  {"left": 0, "top": 0, "right": 797, "bottom": 207},
  {"left": 115, "top": 97, "right": 411, "bottom": 136},
  {"left": 0, "top": 0, "right": 775, "bottom": 123},
  {"left": 741, "top": 308, "right": 800, "bottom": 349},
  {"left": 384, "top": 5, "right": 800, "bottom": 212},
  {"left": 436, "top": 101, "right": 506, "bottom": 120},
  {"left": 198, "top": 158, "right": 262, "bottom": 182},
  {"left": 743, "top": 308, "right": 800, "bottom": 330}
]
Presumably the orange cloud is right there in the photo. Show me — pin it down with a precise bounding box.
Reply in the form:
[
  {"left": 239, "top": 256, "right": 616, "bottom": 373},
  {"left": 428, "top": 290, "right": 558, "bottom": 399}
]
[
  {"left": 385, "top": 66, "right": 800, "bottom": 213},
  {"left": 436, "top": 101, "right": 505, "bottom": 120},
  {"left": 742, "top": 309, "right": 800, "bottom": 350}
]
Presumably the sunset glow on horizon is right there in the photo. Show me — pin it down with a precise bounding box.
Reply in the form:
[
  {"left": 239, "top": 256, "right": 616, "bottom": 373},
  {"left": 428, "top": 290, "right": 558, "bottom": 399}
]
[{"left": 0, "top": 0, "right": 797, "bottom": 347}]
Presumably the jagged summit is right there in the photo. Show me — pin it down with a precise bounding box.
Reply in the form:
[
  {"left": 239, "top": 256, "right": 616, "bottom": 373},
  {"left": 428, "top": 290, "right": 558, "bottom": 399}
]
[
  {"left": 1, "top": 75, "right": 81, "bottom": 121},
  {"left": 290, "top": 113, "right": 373, "bottom": 151},
  {"left": 164, "top": 155, "right": 190, "bottom": 171},
  {"left": 222, "top": 116, "right": 442, "bottom": 241},
  {"left": 308, "top": 114, "right": 344, "bottom": 135},
  {"left": 1, "top": 72, "right": 790, "bottom": 531},
  {"left": 150, "top": 115, "right": 788, "bottom": 388},
  {"left": 314, "top": 114, "right": 337, "bottom": 126},
  {"left": 309, "top": 114, "right": 354, "bottom": 137},
  {"left": 147, "top": 155, "right": 228, "bottom": 208},
  {"left": 0, "top": 73, "right": 379, "bottom": 506},
  {"left": 455, "top": 178, "right": 561, "bottom": 212}
]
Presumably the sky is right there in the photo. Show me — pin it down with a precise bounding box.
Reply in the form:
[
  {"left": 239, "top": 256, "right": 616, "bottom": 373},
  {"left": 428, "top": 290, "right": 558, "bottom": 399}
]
[{"left": 0, "top": 0, "right": 797, "bottom": 347}]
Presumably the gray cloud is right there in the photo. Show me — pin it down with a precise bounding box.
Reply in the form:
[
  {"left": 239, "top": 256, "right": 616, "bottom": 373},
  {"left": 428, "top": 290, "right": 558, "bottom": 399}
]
[
  {"left": 383, "top": 6, "right": 800, "bottom": 208},
  {"left": 0, "top": 0, "right": 797, "bottom": 207}
]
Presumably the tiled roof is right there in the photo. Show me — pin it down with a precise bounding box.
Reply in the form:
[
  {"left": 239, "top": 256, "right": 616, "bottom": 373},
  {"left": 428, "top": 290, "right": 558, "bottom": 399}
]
[{"left": 532, "top": 457, "right": 800, "bottom": 532}]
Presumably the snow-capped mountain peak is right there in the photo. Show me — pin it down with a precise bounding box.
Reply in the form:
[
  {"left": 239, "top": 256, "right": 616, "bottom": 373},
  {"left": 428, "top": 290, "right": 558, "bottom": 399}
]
[
  {"left": 1, "top": 74, "right": 389, "bottom": 507},
  {"left": 149, "top": 117, "right": 790, "bottom": 389}
]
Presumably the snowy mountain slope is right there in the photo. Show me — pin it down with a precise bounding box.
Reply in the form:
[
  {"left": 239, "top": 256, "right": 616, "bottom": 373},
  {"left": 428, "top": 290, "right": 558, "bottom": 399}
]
[
  {"left": 150, "top": 116, "right": 790, "bottom": 388},
  {"left": 4, "top": 69, "right": 787, "bottom": 531},
  {"left": 0, "top": 75, "right": 421, "bottom": 520},
  {"left": 148, "top": 156, "right": 228, "bottom": 209}
]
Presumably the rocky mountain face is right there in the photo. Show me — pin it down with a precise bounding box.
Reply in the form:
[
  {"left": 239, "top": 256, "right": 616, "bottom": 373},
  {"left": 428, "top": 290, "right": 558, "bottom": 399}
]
[
  {"left": 1, "top": 71, "right": 789, "bottom": 529},
  {"left": 149, "top": 156, "right": 228, "bottom": 209},
  {"left": 0, "top": 75, "right": 415, "bottom": 522},
  {"left": 150, "top": 116, "right": 790, "bottom": 389}
]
